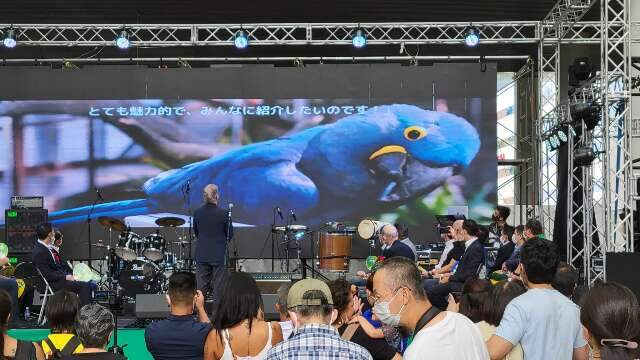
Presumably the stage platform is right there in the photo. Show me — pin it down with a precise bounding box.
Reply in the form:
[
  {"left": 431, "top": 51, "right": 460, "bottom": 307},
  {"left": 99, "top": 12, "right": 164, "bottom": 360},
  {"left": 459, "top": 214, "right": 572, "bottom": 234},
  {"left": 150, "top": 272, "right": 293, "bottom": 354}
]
[{"left": 9, "top": 328, "right": 153, "bottom": 360}]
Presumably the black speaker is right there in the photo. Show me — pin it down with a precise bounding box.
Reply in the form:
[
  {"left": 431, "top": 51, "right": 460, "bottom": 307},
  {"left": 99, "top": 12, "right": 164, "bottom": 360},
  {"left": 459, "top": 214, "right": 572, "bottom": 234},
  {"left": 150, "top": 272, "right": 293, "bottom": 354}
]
[
  {"left": 4, "top": 209, "right": 48, "bottom": 254},
  {"left": 605, "top": 252, "right": 640, "bottom": 300}
]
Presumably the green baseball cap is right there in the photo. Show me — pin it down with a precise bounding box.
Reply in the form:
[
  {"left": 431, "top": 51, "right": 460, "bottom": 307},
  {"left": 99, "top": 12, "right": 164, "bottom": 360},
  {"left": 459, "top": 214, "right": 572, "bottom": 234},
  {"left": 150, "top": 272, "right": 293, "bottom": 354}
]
[{"left": 287, "top": 278, "right": 333, "bottom": 309}]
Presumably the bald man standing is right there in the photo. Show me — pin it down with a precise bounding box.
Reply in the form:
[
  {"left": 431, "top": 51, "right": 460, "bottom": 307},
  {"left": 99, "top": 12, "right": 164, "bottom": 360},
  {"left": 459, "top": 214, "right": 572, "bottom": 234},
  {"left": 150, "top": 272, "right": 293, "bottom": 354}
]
[{"left": 380, "top": 224, "right": 416, "bottom": 262}]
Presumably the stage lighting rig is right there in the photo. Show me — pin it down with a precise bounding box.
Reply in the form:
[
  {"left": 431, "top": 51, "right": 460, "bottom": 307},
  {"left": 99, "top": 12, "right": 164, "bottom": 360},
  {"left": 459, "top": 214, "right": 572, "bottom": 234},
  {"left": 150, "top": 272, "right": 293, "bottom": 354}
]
[
  {"left": 352, "top": 29, "right": 367, "bottom": 48},
  {"left": 543, "top": 125, "right": 572, "bottom": 152},
  {"left": 574, "top": 145, "right": 598, "bottom": 166},
  {"left": 3, "top": 29, "right": 17, "bottom": 48},
  {"left": 115, "top": 30, "right": 130, "bottom": 49},
  {"left": 464, "top": 26, "right": 480, "bottom": 47},
  {"left": 570, "top": 101, "right": 601, "bottom": 131},
  {"left": 234, "top": 30, "right": 249, "bottom": 49}
]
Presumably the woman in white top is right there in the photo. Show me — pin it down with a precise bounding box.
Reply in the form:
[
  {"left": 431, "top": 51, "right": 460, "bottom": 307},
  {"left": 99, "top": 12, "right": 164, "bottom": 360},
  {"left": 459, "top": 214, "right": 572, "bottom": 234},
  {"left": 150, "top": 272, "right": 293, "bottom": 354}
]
[{"left": 204, "top": 273, "right": 283, "bottom": 360}]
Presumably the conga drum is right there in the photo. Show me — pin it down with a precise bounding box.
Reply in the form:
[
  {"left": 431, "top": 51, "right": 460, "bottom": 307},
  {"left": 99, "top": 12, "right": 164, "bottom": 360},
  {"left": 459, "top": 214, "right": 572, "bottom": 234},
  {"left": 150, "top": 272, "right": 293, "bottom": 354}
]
[{"left": 318, "top": 232, "right": 352, "bottom": 272}]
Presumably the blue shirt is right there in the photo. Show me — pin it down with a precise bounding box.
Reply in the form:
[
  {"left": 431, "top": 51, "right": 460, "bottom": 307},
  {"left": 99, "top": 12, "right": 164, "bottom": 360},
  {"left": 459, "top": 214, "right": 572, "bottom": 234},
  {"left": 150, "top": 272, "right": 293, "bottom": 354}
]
[
  {"left": 144, "top": 314, "right": 212, "bottom": 360},
  {"left": 265, "top": 323, "right": 372, "bottom": 360},
  {"left": 495, "top": 288, "right": 586, "bottom": 360}
]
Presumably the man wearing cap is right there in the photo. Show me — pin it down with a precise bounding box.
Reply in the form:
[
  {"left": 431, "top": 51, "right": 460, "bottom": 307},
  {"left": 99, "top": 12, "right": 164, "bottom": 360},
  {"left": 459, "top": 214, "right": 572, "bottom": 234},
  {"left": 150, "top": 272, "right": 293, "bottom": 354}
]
[{"left": 265, "top": 278, "right": 372, "bottom": 360}]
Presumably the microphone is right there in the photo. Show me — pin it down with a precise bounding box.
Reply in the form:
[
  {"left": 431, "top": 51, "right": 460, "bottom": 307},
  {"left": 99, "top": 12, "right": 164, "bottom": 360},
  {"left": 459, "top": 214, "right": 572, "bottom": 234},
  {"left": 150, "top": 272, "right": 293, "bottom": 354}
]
[
  {"left": 276, "top": 207, "right": 284, "bottom": 220},
  {"left": 290, "top": 209, "right": 297, "bottom": 222},
  {"left": 95, "top": 188, "right": 105, "bottom": 202},
  {"left": 228, "top": 203, "right": 234, "bottom": 213}
]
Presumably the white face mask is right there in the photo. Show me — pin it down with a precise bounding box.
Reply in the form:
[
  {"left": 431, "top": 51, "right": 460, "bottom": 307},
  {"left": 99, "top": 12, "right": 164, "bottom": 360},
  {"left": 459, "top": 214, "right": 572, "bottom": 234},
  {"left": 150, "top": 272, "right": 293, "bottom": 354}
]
[{"left": 373, "top": 291, "right": 405, "bottom": 326}]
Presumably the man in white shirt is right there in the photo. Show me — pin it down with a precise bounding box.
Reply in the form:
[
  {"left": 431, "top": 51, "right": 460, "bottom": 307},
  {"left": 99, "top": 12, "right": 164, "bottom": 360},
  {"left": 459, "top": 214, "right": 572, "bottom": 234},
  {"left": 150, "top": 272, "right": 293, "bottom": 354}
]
[
  {"left": 275, "top": 282, "right": 293, "bottom": 340},
  {"left": 486, "top": 238, "right": 588, "bottom": 360},
  {"left": 372, "top": 257, "right": 488, "bottom": 360}
]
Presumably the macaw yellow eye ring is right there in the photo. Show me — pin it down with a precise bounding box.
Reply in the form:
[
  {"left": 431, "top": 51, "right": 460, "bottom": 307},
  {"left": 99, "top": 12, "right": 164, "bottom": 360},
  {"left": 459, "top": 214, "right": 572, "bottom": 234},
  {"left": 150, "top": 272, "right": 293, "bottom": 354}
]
[{"left": 404, "top": 126, "right": 427, "bottom": 141}]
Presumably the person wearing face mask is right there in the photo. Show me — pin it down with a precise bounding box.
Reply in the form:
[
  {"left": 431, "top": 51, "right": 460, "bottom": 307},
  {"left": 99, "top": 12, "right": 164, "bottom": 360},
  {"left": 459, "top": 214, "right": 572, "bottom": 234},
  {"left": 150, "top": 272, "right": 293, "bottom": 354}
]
[
  {"left": 372, "top": 257, "right": 488, "bottom": 360},
  {"left": 328, "top": 279, "right": 400, "bottom": 360},
  {"left": 501, "top": 225, "right": 526, "bottom": 273},
  {"left": 488, "top": 225, "right": 515, "bottom": 273},
  {"left": 488, "top": 206, "right": 510, "bottom": 241},
  {"left": 145, "top": 272, "right": 211, "bottom": 360},
  {"left": 486, "top": 238, "right": 588, "bottom": 360},
  {"left": 265, "top": 278, "right": 372, "bottom": 360}
]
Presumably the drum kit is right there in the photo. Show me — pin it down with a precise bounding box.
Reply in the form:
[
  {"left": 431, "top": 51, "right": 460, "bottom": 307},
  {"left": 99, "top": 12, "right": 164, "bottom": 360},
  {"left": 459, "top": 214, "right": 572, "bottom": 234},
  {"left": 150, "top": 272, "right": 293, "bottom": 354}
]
[{"left": 92, "top": 215, "right": 192, "bottom": 299}]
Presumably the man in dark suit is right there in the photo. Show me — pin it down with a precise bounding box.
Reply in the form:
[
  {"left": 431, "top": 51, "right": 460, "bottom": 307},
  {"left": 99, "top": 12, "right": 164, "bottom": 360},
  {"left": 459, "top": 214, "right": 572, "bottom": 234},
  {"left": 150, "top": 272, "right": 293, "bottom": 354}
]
[
  {"left": 489, "top": 225, "right": 516, "bottom": 273},
  {"left": 32, "top": 223, "right": 92, "bottom": 305},
  {"left": 193, "top": 184, "right": 233, "bottom": 306},
  {"left": 380, "top": 224, "right": 416, "bottom": 262},
  {"left": 426, "top": 219, "right": 485, "bottom": 309}
]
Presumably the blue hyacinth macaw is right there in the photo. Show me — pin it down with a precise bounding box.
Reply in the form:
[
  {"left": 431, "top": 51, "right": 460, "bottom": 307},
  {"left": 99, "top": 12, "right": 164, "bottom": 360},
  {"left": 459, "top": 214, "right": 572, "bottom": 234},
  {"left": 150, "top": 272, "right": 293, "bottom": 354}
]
[{"left": 49, "top": 104, "right": 481, "bottom": 226}]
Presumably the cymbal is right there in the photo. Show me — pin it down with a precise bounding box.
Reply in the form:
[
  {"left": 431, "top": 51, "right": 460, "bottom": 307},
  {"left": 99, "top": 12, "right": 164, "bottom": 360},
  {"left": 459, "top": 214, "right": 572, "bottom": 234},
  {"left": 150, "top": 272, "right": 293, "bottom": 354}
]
[
  {"left": 97, "top": 216, "right": 127, "bottom": 232},
  {"left": 155, "top": 217, "right": 186, "bottom": 227},
  {"left": 173, "top": 241, "right": 190, "bottom": 245},
  {"left": 91, "top": 243, "right": 109, "bottom": 248}
]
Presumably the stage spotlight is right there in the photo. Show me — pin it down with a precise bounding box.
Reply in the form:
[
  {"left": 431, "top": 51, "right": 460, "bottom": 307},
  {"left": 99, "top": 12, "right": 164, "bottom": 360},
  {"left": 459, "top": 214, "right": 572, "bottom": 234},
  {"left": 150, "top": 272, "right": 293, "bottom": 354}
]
[
  {"left": 570, "top": 101, "right": 601, "bottom": 130},
  {"left": 464, "top": 26, "right": 480, "bottom": 47},
  {"left": 574, "top": 145, "right": 596, "bottom": 166},
  {"left": 352, "top": 29, "right": 367, "bottom": 48},
  {"left": 294, "top": 231, "right": 305, "bottom": 241},
  {"left": 556, "top": 129, "right": 568, "bottom": 143},
  {"left": 115, "top": 30, "right": 130, "bottom": 49},
  {"left": 3, "top": 29, "right": 16, "bottom": 48},
  {"left": 234, "top": 30, "right": 249, "bottom": 49}
]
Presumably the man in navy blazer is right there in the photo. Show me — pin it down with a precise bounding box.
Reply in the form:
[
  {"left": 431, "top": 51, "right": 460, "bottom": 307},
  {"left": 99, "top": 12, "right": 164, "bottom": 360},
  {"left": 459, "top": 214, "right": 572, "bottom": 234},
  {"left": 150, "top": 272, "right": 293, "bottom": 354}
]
[
  {"left": 426, "top": 219, "right": 485, "bottom": 309},
  {"left": 32, "top": 223, "right": 92, "bottom": 305}
]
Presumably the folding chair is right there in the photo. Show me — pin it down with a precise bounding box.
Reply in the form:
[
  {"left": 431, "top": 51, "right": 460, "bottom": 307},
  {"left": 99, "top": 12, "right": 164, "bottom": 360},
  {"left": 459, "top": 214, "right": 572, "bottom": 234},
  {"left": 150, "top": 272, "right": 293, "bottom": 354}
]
[{"left": 13, "top": 262, "right": 54, "bottom": 326}]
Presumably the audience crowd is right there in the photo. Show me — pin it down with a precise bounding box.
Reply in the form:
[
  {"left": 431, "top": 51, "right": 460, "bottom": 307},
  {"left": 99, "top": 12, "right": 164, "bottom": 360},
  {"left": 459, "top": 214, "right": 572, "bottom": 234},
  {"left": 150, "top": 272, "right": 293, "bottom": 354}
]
[{"left": 1, "top": 214, "right": 639, "bottom": 360}]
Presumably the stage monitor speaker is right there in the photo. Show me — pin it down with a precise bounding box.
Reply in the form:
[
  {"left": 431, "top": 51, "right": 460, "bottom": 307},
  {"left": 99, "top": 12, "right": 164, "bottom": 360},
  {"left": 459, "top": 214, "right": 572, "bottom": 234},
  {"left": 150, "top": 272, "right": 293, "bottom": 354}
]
[
  {"left": 135, "top": 293, "right": 281, "bottom": 320},
  {"left": 4, "top": 208, "right": 48, "bottom": 253},
  {"left": 605, "top": 252, "right": 640, "bottom": 300}
]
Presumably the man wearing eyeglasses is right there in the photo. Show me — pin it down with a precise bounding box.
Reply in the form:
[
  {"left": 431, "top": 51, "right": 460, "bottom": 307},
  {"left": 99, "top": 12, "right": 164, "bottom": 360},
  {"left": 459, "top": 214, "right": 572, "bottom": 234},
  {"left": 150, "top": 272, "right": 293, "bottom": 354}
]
[{"left": 372, "top": 257, "right": 488, "bottom": 360}]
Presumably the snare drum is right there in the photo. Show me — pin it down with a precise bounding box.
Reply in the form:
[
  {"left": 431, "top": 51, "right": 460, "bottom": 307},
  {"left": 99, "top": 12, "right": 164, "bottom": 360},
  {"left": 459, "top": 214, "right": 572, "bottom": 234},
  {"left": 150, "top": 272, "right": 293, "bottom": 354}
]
[
  {"left": 318, "top": 232, "right": 353, "bottom": 272},
  {"left": 143, "top": 234, "right": 166, "bottom": 262},
  {"left": 115, "top": 231, "right": 143, "bottom": 261}
]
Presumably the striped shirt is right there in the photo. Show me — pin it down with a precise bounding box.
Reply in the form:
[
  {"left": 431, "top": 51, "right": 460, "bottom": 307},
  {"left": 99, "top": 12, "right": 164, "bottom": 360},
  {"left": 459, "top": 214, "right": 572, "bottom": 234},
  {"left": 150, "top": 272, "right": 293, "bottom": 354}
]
[{"left": 265, "top": 323, "right": 372, "bottom": 360}]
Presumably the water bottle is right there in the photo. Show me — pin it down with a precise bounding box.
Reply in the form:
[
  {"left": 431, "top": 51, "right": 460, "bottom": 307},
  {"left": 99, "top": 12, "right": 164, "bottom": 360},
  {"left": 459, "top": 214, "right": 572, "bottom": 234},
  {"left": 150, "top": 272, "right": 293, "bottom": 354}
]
[{"left": 24, "top": 307, "right": 30, "bottom": 321}]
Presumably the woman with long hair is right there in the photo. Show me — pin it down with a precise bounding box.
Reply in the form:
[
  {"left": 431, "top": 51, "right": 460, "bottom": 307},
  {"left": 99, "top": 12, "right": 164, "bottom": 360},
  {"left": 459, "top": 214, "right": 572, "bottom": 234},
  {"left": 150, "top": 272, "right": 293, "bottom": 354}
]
[
  {"left": 0, "top": 289, "right": 44, "bottom": 359},
  {"left": 204, "top": 272, "right": 283, "bottom": 360},
  {"left": 581, "top": 282, "right": 640, "bottom": 360},
  {"left": 456, "top": 278, "right": 491, "bottom": 323}
]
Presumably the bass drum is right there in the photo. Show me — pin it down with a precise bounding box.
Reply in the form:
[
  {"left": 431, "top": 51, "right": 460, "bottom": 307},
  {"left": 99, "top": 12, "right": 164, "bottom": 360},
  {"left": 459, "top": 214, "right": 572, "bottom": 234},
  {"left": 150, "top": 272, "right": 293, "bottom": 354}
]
[{"left": 118, "top": 259, "right": 160, "bottom": 297}]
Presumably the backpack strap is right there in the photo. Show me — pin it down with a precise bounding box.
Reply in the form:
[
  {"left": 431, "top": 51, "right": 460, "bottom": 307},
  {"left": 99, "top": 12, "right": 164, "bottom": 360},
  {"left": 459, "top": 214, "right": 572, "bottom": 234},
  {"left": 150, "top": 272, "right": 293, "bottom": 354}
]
[
  {"left": 60, "top": 335, "right": 81, "bottom": 355},
  {"left": 44, "top": 338, "right": 60, "bottom": 358},
  {"left": 341, "top": 324, "right": 359, "bottom": 341}
]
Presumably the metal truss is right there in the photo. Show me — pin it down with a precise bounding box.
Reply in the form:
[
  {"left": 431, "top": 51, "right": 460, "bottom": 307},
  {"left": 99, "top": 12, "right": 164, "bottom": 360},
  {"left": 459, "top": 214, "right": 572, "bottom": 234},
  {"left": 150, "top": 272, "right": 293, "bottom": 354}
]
[
  {"left": 538, "top": 0, "right": 633, "bottom": 285},
  {"left": 0, "top": 22, "right": 615, "bottom": 47}
]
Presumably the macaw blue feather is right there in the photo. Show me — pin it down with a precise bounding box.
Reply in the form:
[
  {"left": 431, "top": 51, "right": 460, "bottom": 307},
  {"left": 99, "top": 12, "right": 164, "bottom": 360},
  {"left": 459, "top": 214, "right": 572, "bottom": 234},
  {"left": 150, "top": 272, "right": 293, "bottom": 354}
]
[{"left": 49, "top": 104, "right": 481, "bottom": 226}]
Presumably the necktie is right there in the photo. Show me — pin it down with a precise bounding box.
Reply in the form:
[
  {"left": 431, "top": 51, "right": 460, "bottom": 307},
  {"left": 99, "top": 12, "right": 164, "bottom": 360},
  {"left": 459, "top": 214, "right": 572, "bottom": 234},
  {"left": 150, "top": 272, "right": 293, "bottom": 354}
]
[{"left": 51, "top": 248, "right": 61, "bottom": 265}]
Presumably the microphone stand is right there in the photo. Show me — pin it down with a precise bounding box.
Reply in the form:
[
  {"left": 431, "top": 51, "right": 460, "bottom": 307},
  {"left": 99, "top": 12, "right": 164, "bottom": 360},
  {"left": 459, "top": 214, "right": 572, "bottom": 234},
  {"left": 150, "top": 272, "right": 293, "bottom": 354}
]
[
  {"left": 225, "top": 205, "right": 233, "bottom": 271},
  {"left": 183, "top": 182, "right": 193, "bottom": 271},
  {"left": 87, "top": 191, "right": 103, "bottom": 272},
  {"left": 270, "top": 208, "right": 278, "bottom": 272}
]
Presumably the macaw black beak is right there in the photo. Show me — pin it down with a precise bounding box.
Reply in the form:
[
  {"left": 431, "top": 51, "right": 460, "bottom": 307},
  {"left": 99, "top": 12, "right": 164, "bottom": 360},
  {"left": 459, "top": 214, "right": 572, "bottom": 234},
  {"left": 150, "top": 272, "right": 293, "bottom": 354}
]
[{"left": 368, "top": 146, "right": 454, "bottom": 202}]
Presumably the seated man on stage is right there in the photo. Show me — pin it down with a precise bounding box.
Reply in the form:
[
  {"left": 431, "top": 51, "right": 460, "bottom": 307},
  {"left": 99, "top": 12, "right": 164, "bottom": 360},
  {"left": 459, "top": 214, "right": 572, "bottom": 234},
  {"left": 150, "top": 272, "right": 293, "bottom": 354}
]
[
  {"left": 424, "top": 219, "right": 485, "bottom": 309},
  {"left": 32, "top": 222, "right": 92, "bottom": 305},
  {"left": 380, "top": 224, "right": 415, "bottom": 262}
]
